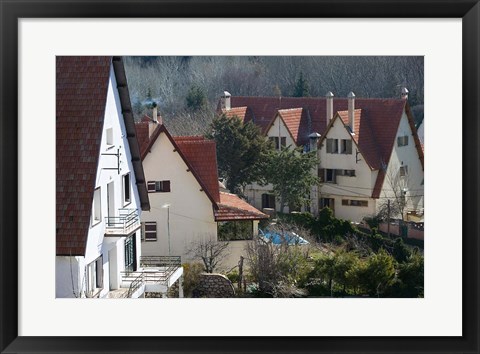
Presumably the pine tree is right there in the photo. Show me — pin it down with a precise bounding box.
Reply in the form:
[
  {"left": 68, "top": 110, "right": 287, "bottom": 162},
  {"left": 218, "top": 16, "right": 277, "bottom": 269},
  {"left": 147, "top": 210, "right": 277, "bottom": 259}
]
[{"left": 293, "top": 71, "right": 310, "bottom": 97}]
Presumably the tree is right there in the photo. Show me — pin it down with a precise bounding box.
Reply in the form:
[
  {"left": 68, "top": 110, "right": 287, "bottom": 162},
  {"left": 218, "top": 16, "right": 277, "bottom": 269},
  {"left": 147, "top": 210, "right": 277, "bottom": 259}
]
[
  {"left": 263, "top": 147, "right": 320, "bottom": 213},
  {"left": 396, "top": 250, "right": 424, "bottom": 297},
  {"left": 186, "top": 236, "right": 230, "bottom": 273},
  {"left": 185, "top": 85, "right": 207, "bottom": 111},
  {"left": 360, "top": 249, "right": 396, "bottom": 297},
  {"left": 293, "top": 71, "right": 310, "bottom": 97},
  {"left": 245, "top": 225, "right": 309, "bottom": 297},
  {"left": 207, "top": 114, "right": 272, "bottom": 194}
]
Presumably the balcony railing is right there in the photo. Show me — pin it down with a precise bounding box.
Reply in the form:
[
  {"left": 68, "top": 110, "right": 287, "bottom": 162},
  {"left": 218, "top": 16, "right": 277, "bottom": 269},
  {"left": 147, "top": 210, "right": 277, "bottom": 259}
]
[
  {"left": 120, "top": 256, "right": 182, "bottom": 297},
  {"left": 105, "top": 208, "right": 140, "bottom": 236}
]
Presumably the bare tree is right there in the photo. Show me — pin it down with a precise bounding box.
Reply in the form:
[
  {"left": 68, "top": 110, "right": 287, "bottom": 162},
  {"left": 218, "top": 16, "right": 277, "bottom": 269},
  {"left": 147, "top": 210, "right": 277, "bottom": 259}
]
[{"left": 187, "top": 235, "right": 230, "bottom": 273}]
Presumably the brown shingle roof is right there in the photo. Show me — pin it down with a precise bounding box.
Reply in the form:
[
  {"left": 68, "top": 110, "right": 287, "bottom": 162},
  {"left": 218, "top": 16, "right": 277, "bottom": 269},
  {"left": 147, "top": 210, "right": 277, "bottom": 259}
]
[
  {"left": 56, "top": 56, "right": 111, "bottom": 256},
  {"left": 215, "top": 192, "right": 269, "bottom": 221},
  {"left": 56, "top": 56, "right": 150, "bottom": 256}
]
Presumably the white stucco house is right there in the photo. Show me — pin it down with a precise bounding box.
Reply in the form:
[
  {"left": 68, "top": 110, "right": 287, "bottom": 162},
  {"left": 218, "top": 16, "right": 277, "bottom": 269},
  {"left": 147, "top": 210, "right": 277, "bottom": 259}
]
[
  {"left": 218, "top": 90, "right": 424, "bottom": 223},
  {"left": 56, "top": 56, "right": 182, "bottom": 299},
  {"left": 135, "top": 115, "right": 269, "bottom": 265}
]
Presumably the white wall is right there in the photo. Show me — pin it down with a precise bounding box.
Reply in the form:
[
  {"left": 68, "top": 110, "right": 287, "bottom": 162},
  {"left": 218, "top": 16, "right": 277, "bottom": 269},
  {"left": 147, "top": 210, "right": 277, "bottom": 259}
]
[
  {"left": 55, "top": 256, "right": 84, "bottom": 298},
  {"left": 318, "top": 117, "right": 377, "bottom": 222},
  {"left": 56, "top": 64, "right": 144, "bottom": 298},
  {"left": 381, "top": 111, "right": 424, "bottom": 217},
  {"left": 140, "top": 132, "right": 217, "bottom": 261},
  {"left": 266, "top": 114, "right": 297, "bottom": 150}
]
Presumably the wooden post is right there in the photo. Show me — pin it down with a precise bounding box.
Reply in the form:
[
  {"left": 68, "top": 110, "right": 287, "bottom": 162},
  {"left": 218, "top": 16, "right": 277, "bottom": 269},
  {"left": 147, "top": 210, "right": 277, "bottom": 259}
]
[
  {"left": 238, "top": 256, "right": 244, "bottom": 291},
  {"left": 387, "top": 199, "right": 391, "bottom": 238}
]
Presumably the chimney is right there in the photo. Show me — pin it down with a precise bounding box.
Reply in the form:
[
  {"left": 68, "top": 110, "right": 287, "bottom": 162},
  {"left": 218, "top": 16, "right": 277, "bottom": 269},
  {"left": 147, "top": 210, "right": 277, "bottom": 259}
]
[
  {"left": 348, "top": 91, "right": 355, "bottom": 134},
  {"left": 308, "top": 132, "right": 321, "bottom": 152},
  {"left": 221, "top": 91, "right": 231, "bottom": 111},
  {"left": 326, "top": 91, "right": 334, "bottom": 126},
  {"left": 152, "top": 102, "right": 158, "bottom": 123},
  {"left": 401, "top": 87, "right": 409, "bottom": 100}
]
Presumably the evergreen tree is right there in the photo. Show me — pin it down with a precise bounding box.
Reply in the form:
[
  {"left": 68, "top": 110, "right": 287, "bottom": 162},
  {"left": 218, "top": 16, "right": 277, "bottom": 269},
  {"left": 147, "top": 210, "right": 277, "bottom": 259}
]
[
  {"left": 293, "top": 71, "right": 310, "bottom": 97},
  {"left": 263, "top": 147, "right": 319, "bottom": 213},
  {"left": 207, "top": 114, "right": 272, "bottom": 193},
  {"left": 185, "top": 85, "right": 207, "bottom": 111}
]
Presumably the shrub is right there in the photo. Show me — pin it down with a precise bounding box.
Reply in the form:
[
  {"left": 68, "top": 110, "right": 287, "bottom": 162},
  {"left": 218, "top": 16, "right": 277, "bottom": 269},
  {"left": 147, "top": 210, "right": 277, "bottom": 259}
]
[{"left": 182, "top": 263, "right": 204, "bottom": 297}]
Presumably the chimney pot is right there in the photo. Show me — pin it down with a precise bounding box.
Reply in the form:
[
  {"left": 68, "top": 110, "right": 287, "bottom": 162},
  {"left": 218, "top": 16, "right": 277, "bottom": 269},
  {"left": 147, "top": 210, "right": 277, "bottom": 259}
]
[
  {"left": 401, "top": 87, "right": 409, "bottom": 100},
  {"left": 348, "top": 92, "right": 355, "bottom": 134},
  {"left": 221, "top": 91, "right": 231, "bottom": 111},
  {"left": 326, "top": 91, "right": 334, "bottom": 127}
]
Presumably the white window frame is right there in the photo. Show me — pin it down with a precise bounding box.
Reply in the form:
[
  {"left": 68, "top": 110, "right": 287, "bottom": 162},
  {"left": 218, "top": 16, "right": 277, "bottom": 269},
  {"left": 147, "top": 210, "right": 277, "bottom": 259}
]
[
  {"left": 92, "top": 187, "right": 102, "bottom": 226},
  {"left": 106, "top": 127, "right": 114, "bottom": 149}
]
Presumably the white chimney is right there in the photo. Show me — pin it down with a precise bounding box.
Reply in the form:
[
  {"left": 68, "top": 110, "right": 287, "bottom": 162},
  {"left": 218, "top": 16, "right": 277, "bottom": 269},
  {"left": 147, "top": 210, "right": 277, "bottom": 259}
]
[
  {"left": 308, "top": 132, "right": 321, "bottom": 152},
  {"left": 348, "top": 91, "right": 355, "bottom": 134},
  {"left": 401, "top": 87, "right": 409, "bottom": 100},
  {"left": 152, "top": 102, "right": 158, "bottom": 123},
  {"left": 326, "top": 91, "right": 334, "bottom": 126},
  {"left": 221, "top": 91, "right": 231, "bottom": 111}
]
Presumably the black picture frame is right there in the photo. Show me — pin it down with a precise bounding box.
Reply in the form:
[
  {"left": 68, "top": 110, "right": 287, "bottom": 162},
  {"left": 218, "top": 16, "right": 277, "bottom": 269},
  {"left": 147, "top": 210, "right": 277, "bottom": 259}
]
[{"left": 1, "top": 1, "right": 478, "bottom": 353}]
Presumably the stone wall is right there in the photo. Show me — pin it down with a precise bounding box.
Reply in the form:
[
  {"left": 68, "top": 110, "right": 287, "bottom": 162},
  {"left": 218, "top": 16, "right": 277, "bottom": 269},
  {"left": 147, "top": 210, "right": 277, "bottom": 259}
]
[{"left": 193, "top": 273, "right": 235, "bottom": 298}]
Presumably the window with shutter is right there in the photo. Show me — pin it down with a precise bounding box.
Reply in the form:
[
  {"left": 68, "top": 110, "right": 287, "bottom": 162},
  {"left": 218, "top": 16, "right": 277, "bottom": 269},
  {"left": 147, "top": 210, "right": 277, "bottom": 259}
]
[
  {"left": 326, "top": 169, "right": 336, "bottom": 183},
  {"left": 280, "top": 137, "right": 287, "bottom": 148},
  {"left": 341, "top": 139, "right": 352, "bottom": 154},
  {"left": 326, "top": 139, "right": 338, "bottom": 154},
  {"left": 318, "top": 168, "right": 325, "bottom": 182},
  {"left": 148, "top": 180, "right": 171, "bottom": 193}
]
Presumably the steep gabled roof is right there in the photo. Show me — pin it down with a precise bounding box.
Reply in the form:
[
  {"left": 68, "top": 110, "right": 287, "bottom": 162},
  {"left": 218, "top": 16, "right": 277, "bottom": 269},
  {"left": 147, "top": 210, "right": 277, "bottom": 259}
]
[
  {"left": 221, "top": 95, "right": 424, "bottom": 199},
  {"left": 140, "top": 125, "right": 221, "bottom": 207},
  {"left": 137, "top": 122, "right": 269, "bottom": 220},
  {"left": 56, "top": 56, "right": 150, "bottom": 257},
  {"left": 215, "top": 192, "right": 269, "bottom": 221}
]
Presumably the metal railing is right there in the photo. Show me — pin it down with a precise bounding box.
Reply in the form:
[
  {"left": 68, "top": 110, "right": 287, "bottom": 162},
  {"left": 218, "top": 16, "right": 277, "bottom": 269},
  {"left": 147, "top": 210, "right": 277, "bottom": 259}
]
[
  {"left": 105, "top": 208, "right": 139, "bottom": 235},
  {"left": 120, "top": 256, "right": 182, "bottom": 297}
]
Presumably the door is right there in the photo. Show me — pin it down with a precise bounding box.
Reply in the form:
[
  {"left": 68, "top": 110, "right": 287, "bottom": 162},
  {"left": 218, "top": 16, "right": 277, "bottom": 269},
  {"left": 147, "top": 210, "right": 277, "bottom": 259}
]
[{"left": 124, "top": 234, "right": 137, "bottom": 272}]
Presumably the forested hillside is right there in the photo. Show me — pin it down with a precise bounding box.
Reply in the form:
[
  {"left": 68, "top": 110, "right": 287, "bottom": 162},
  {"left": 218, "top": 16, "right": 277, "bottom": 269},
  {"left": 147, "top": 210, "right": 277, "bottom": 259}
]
[{"left": 124, "top": 56, "right": 424, "bottom": 136}]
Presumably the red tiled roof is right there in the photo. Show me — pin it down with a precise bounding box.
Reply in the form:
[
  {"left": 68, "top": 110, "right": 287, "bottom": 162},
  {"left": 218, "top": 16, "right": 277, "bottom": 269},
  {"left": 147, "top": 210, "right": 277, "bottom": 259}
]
[
  {"left": 174, "top": 137, "right": 220, "bottom": 203},
  {"left": 220, "top": 96, "right": 424, "bottom": 199},
  {"left": 215, "top": 192, "right": 269, "bottom": 221},
  {"left": 276, "top": 108, "right": 310, "bottom": 146},
  {"left": 56, "top": 56, "right": 112, "bottom": 256}
]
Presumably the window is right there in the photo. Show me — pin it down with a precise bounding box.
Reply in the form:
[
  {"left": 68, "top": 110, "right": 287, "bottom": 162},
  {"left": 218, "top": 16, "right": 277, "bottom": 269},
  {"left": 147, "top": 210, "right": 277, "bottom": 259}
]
[
  {"left": 340, "top": 139, "right": 352, "bottom": 154},
  {"left": 261, "top": 193, "right": 276, "bottom": 209},
  {"left": 400, "top": 165, "right": 408, "bottom": 177},
  {"left": 342, "top": 199, "right": 368, "bottom": 207},
  {"left": 106, "top": 128, "right": 114, "bottom": 147},
  {"left": 123, "top": 173, "right": 131, "bottom": 205},
  {"left": 143, "top": 222, "right": 157, "bottom": 241},
  {"left": 326, "top": 139, "right": 339, "bottom": 154},
  {"left": 325, "top": 169, "right": 336, "bottom": 183},
  {"left": 147, "top": 180, "right": 171, "bottom": 193},
  {"left": 269, "top": 136, "right": 287, "bottom": 150},
  {"left": 320, "top": 198, "right": 335, "bottom": 211},
  {"left": 86, "top": 256, "right": 103, "bottom": 296},
  {"left": 336, "top": 169, "right": 356, "bottom": 177},
  {"left": 397, "top": 135, "right": 409, "bottom": 147},
  {"left": 92, "top": 187, "right": 101, "bottom": 225}
]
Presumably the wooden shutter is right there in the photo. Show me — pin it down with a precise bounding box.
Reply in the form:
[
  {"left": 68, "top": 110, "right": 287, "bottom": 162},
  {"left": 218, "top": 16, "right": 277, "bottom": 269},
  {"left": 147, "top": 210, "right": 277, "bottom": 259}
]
[
  {"left": 281, "top": 137, "right": 286, "bottom": 148},
  {"left": 144, "top": 222, "right": 157, "bottom": 241},
  {"left": 318, "top": 168, "right": 325, "bottom": 182},
  {"left": 346, "top": 140, "right": 352, "bottom": 154},
  {"left": 326, "top": 139, "right": 332, "bottom": 153},
  {"left": 147, "top": 181, "right": 156, "bottom": 192}
]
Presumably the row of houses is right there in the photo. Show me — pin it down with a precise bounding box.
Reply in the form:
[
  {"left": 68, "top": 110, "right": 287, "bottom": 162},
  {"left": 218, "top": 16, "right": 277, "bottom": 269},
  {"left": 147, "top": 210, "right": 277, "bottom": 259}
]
[
  {"left": 56, "top": 56, "right": 424, "bottom": 299},
  {"left": 55, "top": 57, "right": 268, "bottom": 298},
  {"left": 219, "top": 90, "right": 424, "bottom": 223}
]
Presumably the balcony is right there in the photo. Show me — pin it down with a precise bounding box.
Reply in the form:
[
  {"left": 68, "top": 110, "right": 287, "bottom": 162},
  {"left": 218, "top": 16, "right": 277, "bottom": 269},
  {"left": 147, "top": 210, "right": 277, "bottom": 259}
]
[
  {"left": 104, "top": 208, "right": 141, "bottom": 237},
  {"left": 120, "top": 256, "right": 183, "bottom": 297}
]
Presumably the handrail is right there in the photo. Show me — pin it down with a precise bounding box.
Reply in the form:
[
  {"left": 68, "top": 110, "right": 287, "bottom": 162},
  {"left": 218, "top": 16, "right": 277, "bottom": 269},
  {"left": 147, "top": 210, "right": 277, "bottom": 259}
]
[
  {"left": 105, "top": 208, "right": 139, "bottom": 233},
  {"left": 126, "top": 272, "right": 144, "bottom": 298}
]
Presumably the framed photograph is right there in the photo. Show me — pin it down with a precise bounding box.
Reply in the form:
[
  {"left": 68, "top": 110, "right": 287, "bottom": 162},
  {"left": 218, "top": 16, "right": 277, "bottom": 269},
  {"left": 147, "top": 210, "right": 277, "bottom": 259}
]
[{"left": 1, "top": 1, "right": 478, "bottom": 353}]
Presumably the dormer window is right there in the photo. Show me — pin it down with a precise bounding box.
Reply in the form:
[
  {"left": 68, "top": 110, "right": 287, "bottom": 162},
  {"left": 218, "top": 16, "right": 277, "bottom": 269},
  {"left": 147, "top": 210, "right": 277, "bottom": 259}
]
[
  {"left": 269, "top": 137, "right": 286, "bottom": 150},
  {"left": 326, "top": 139, "right": 339, "bottom": 154},
  {"left": 340, "top": 139, "right": 352, "bottom": 154},
  {"left": 397, "top": 135, "right": 409, "bottom": 147}
]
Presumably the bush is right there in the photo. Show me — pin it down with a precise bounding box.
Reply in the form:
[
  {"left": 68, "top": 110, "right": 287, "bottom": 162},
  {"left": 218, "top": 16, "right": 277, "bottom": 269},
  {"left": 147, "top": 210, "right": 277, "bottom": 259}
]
[
  {"left": 226, "top": 270, "right": 240, "bottom": 283},
  {"left": 182, "top": 263, "right": 204, "bottom": 297}
]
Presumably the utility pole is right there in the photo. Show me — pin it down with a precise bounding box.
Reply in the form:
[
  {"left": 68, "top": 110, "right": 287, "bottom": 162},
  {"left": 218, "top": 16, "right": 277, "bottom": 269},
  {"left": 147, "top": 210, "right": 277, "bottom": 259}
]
[{"left": 387, "top": 199, "right": 391, "bottom": 238}]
